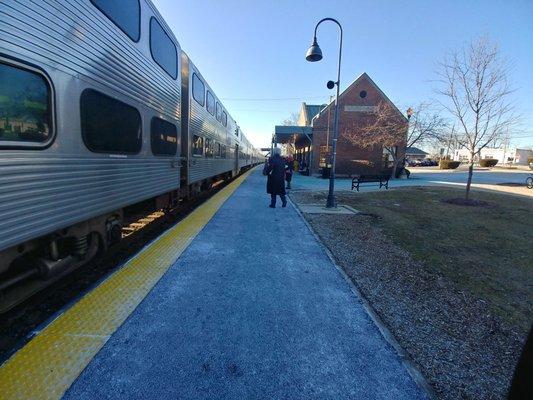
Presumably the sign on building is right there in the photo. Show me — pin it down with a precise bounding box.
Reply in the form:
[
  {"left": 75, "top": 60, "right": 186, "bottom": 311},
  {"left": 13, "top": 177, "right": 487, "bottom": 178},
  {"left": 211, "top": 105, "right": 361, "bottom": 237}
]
[{"left": 344, "top": 105, "right": 377, "bottom": 112}]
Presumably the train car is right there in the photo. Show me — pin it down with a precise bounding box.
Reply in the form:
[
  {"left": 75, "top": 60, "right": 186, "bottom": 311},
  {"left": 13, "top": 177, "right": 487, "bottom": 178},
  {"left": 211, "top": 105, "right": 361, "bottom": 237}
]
[
  {"left": 0, "top": 0, "right": 260, "bottom": 311},
  {"left": 180, "top": 53, "right": 240, "bottom": 190}
]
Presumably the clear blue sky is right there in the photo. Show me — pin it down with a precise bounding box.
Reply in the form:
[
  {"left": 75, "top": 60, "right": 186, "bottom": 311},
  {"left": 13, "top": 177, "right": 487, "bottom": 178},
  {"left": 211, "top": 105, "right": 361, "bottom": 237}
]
[{"left": 153, "top": 0, "right": 533, "bottom": 149}]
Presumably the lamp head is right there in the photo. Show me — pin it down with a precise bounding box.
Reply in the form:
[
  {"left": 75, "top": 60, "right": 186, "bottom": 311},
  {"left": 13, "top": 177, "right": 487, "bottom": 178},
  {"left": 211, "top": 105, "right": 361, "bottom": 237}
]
[{"left": 305, "top": 38, "right": 323, "bottom": 62}]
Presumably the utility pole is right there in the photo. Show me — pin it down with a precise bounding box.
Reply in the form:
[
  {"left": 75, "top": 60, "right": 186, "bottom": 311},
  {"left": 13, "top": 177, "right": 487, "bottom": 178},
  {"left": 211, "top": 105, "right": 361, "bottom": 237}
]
[
  {"left": 325, "top": 95, "right": 334, "bottom": 167},
  {"left": 503, "top": 131, "right": 509, "bottom": 167}
]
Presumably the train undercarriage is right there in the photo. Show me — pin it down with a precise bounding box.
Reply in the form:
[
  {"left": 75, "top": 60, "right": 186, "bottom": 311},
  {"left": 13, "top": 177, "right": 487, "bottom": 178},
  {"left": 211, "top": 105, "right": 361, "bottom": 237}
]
[{"left": 0, "top": 167, "right": 252, "bottom": 313}]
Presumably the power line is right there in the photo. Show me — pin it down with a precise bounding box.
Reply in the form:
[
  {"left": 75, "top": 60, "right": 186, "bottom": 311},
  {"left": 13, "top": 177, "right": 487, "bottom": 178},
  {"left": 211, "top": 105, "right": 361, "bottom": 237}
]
[
  {"left": 220, "top": 96, "right": 329, "bottom": 102},
  {"left": 231, "top": 109, "right": 304, "bottom": 113}
]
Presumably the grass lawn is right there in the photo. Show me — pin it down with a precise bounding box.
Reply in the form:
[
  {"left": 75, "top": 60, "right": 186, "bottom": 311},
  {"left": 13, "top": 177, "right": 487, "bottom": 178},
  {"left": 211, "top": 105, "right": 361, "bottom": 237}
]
[{"left": 300, "top": 187, "right": 532, "bottom": 332}]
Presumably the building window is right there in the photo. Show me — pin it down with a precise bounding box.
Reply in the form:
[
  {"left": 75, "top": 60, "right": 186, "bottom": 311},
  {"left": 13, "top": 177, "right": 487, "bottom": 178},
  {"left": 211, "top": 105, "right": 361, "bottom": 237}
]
[
  {"left": 222, "top": 111, "right": 227, "bottom": 127},
  {"left": 0, "top": 62, "right": 53, "bottom": 146},
  {"left": 151, "top": 117, "right": 177, "bottom": 156},
  {"left": 216, "top": 102, "right": 222, "bottom": 122},
  {"left": 319, "top": 145, "right": 332, "bottom": 168},
  {"left": 192, "top": 135, "right": 203, "bottom": 156},
  {"left": 91, "top": 0, "right": 140, "bottom": 42},
  {"left": 149, "top": 17, "right": 177, "bottom": 79},
  {"left": 81, "top": 89, "right": 141, "bottom": 154},
  {"left": 206, "top": 90, "right": 215, "bottom": 115},
  {"left": 359, "top": 90, "right": 367, "bottom": 98},
  {"left": 192, "top": 73, "right": 205, "bottom": 106},
  {"left": 205, "top": 138, "right": 214, "bottom": 158}
]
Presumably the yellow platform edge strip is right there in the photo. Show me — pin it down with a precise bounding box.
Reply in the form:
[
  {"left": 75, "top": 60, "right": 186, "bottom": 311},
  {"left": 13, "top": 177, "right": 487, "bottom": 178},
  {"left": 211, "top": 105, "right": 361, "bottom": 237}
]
[{"left": 0, "top": 169, "right": 254, "bottom": 400}]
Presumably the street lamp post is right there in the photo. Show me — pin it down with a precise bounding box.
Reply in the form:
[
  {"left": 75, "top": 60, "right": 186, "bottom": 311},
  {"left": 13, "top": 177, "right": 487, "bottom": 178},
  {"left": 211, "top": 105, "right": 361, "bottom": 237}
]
[{"left": 306, "top": 18, "right": 343, "bottom": 208}]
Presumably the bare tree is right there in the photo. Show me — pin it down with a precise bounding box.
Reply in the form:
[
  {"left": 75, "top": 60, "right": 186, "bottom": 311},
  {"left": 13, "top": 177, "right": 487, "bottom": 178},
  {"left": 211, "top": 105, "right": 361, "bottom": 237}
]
[
  {"left": 344, "top": 101, "right": 407, "bottom": 178},
  {"left": 436, "top": 37, "right": 518, "bottom": 199},
  {"left": 281, "top": 112, "right": 299, "bottom": 126},
  {"left": 406, "top": 102, "right": 447, "bottom": 149}
]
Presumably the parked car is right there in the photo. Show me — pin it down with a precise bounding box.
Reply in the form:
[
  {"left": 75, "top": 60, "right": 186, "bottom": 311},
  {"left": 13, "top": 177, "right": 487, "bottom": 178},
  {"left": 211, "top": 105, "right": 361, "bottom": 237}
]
[{"left": 414, "top": 159, "right": 437, "bottom": 167}]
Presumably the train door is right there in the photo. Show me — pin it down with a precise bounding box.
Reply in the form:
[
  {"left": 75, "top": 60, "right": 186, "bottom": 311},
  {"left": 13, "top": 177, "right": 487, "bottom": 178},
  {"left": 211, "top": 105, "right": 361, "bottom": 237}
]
[{"left": 235, "top": 144, "right": 239, "bottom": 173}]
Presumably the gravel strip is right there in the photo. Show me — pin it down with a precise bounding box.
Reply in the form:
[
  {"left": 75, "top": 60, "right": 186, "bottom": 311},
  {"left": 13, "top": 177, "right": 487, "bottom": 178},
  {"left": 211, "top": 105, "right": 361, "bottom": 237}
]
[{"left": 290, "top": 191, "right": 525, "bottom": 400}]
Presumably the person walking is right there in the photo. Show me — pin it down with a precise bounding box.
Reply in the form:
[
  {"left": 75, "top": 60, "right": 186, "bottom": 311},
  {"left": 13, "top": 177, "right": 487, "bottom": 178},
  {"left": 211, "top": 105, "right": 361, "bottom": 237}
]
[
  {"left": 263, "top": 147, "right": 287, "bottom": 208},
  {"left": 293, "top": 158, "right": 299, "bottom": 174},
  {"left": 285, "top": 154, "right": 294, "bottom": 189},
  {"left": 300, "top": 160, "right": 308, "bottom": 175}
]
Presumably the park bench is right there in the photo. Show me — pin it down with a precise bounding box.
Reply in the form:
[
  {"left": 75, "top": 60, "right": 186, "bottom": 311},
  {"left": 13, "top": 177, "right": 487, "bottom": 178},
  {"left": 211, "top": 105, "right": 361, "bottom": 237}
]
[{"left": 351, "top": 174, "right": 390, "bottom": 191}]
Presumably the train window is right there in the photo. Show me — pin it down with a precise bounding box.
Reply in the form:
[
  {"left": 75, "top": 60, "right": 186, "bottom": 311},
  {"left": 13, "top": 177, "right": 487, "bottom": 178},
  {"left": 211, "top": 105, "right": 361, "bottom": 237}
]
[
  {"left": 192, "top": 73, "right": 205, "bottom": 106},
  {"left": 216, "top": 102, "right": 222, "bottom": 122},
  {"left": 222, "top": 111, "right": 227, "bottom": 127},
  {"left": 91, "top": 0, "right": 140, "bottom": 42},
  {"left": 205, "top": 138, "right": 214, "bottom": 158},
  {"left": 206, "top": 91, "right": 215, "bottom": 115},
  {"left": 81, "top": 89, "right": 141, "bottom": 154},
  {"left": 215, "top": 142, "right": 221, "bottom": 158},
  {"left": 0, "top": 62, "right": 53, "bottom": 146},
  {"left": 150, "top": 18, "right": 177, "bottom": 79},
  {"left": 150, "top": 117, "right": 177, "bottom": 156},
  {"left": 221, "top": 145, "right": 227, "bottom": 158},
  {"left": 192, "top": 135, "right": 203, "bottom": 156}
]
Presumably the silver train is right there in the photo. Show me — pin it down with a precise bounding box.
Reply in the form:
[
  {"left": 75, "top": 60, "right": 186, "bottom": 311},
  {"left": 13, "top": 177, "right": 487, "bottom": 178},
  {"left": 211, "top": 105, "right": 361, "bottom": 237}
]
[{"left": 0, "top": 0, "right": 262, "bottom": 311}]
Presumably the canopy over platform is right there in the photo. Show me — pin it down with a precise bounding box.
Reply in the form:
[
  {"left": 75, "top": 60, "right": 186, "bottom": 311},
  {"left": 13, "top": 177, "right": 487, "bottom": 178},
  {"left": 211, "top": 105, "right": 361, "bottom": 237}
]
[{"left": 273, "top": 125, "right": 312, "bottom": 145}]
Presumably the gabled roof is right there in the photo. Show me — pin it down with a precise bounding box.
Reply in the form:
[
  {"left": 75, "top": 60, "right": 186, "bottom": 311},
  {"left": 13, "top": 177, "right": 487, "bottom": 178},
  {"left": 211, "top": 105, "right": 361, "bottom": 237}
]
[
  {"left": 405, "top": 147, "right": 428, "bottom": 155},
  {"left": 298, "top": 103, "right": 326, "bottom": 126},
  {"left": 313, "top": 72, "right": 407, "bottom": 123},
  {"left": 305, "top": 104, "right": 326, "bottom": 123}
]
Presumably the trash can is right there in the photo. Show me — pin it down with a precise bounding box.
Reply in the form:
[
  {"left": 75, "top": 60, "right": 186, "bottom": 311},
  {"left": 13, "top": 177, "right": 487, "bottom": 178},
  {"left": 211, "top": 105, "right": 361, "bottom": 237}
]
[{"left": 321, "top": 167, "right": 331, "bottom": 179}]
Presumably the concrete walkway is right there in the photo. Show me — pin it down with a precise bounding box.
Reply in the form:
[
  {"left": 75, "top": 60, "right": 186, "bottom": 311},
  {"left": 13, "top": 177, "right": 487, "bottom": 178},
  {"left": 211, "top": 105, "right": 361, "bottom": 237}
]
[{"left": 64, "top": 169, "right": 427, "bottom": 400}]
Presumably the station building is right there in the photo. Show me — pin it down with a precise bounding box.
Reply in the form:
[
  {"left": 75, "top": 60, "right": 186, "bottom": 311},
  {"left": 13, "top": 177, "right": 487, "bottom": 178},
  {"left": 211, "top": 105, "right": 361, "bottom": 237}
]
[{"left": 274, "top": 73, "right": 407, "bottom": 176}]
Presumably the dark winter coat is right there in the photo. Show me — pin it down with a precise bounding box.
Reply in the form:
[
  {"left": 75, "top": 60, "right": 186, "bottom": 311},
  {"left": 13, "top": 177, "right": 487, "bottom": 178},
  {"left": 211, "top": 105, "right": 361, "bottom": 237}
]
[{"left": 264, "top": 155, "right": 286, "bottom": 195}]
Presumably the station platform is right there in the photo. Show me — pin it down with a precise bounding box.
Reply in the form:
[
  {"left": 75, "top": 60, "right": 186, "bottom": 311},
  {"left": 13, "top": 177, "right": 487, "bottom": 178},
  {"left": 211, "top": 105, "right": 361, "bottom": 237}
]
[{"left": 0, "top": 168, "right": 429, "bottom": 400}]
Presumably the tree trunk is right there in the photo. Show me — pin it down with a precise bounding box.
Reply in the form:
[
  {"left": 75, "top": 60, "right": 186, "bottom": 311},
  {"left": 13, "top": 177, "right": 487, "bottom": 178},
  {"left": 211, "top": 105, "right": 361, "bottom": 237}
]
[
  {"left": 391, "top": 159, "right": 399, "bottom": 180},
  {"left": 465, "top": 159, "right": 474, "bottom": 200}
]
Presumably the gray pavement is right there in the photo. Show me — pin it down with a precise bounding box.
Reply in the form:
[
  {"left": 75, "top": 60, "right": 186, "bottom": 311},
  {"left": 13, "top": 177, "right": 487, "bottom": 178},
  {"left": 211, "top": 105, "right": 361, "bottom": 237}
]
[{"left": 64, "top": 169, "right": 427, "bottom": 400}]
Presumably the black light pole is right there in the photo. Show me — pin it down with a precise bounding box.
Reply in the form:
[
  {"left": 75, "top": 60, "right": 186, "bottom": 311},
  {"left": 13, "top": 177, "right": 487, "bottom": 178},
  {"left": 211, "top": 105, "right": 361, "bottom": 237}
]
[{"left": 306, "top": 18, "right": 343, "bottom": 208}]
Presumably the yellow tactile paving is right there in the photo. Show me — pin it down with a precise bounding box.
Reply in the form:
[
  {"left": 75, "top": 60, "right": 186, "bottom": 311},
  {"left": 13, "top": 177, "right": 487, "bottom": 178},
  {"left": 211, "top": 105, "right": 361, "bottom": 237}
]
[{"left": 0, "top": 169, "right": 254, "bottom": 400}]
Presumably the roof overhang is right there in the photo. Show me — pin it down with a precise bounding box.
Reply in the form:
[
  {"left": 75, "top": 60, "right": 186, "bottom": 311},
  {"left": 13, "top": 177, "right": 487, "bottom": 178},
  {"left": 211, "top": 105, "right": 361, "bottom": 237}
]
[{"left": 273, "top": 125, "right": 313, "bottom": 144}]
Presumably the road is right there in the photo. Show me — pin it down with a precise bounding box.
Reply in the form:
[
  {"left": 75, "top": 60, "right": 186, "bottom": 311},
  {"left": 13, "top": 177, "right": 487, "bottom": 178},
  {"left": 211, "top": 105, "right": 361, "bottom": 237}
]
[
  {"left": 291, "top": 168, "right": 532, "bottom": 196},
  {"left": 409, "top": 168, "right": 531, "bottom": 185}
]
